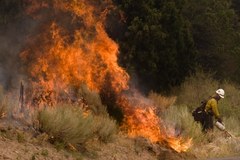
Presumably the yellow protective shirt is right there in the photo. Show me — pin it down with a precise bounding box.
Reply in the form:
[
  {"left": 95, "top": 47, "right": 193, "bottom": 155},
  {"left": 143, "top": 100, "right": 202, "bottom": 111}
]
[{"left": 205, "top": 98, "right": 220, "bottom": 118}]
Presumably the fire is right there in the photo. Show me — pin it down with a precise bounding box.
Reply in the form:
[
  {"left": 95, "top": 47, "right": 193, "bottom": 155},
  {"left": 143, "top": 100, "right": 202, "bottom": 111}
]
[
  {"left": 118, "top": 93, "right": 192, "bottom": 153},
  {"left": 21, "top": 0, "right": 129, "bottom": 96},
  {"left": 21, "top": 0, "right": 192, "bottom": 152}
]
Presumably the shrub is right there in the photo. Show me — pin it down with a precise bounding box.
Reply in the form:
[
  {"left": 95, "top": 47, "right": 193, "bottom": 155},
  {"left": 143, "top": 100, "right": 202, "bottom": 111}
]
[
  {"left": 78, "top": 84, "right": 108, "bottom": 115},
  {"left": 148, "top": 91, "right": 176, "bottom": 115},
  {"left": 0, "top": 100, "right": 7, "bottom": 118},
  {"left": 17, "top": 131, "right": 26, "bottom": 143},
  {"left": 176, "top": 70, "right": 219, "bottom": 110},
  {"left": 0, "top": 85, "right": 9, "bottom": 118},
  {"left": 0, "top": 85, "right": 22, "bottom": 119},
  {"left": 38, "top": 104, "right": 95, "bottom": 145},
  {"left": 220, "top": 82, "right": 240, "bottom": 120},
  {"left": 94, "top": 116, "right": 117, "bottom": 142},
  {"left": 162, "top": 105, "right": 204, "bottom": 143},
  {"left": 37, "top": 103, "right": 117, "bottom": 148}
]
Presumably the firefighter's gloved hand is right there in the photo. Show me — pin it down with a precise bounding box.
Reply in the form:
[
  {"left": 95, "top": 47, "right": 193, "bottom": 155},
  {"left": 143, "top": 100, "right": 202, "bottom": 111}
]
[{"left": 217, "top": 117, "right": 223, "bottom": 123}]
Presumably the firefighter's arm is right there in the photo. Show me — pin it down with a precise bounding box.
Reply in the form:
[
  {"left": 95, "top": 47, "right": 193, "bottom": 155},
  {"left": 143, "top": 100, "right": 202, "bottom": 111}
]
[{"left": 211, "top": 100, "right": 220, "bottom": 119}]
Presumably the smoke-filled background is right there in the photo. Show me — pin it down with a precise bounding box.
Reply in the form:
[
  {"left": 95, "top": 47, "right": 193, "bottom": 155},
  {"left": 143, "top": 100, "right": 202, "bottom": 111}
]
[{"left": 0, "top": 1, "right": 36, "bottom": 90}]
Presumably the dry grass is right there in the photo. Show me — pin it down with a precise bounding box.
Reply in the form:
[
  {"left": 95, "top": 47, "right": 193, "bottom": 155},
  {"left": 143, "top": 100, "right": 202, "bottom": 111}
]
[
  {"left": 223, "top": 116, "right": 240, "bottom": 137},
  {"left": 220, "top": 82, "right": 240, "bottom": 119},
  {"left": 190, "top": 131, "right": 240, "bottom": 159},
  {"left": 176, "top": 70, "right": 240, "bottom": 130},
  {"left": 0, "top": 86, "right": 9, "bottom": 118},
  {"left": 162, "top": 104, "right": 240, "bottom": 158},
  {"left": 169, "top": 70, "right": 240, "bottom": 158},
  {"left": 0, "top": 101, "right": 7, "bottom": 118},
  {"left": 176, "top": 70, "right": 219, "bottom": 110},
  {"left": 94, "top": 116, "right": 117, "bottom": 142},
  {"left": 37, "top": 103, "right": 117, "bottom": 148},
  {"left": 78, "top": 84, "right": 108, "bottom": 115},
  {"left": 148, "top": 91, "right": 176, "bottom": 112},
  {"left": 163, "top": 105, "right": 204, "bottom": 143}
]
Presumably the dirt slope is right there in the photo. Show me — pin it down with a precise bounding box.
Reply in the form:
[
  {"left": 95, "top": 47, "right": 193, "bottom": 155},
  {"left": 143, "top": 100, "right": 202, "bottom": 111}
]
[
  {"left": 0, "top": 118, "right": 75, "bottom": 160},
  {"left": 0, "top": 118, "right": 196, "bottom": 160},
  {"left": 0, "top": 137, "right": 74, "bottom": 160}
]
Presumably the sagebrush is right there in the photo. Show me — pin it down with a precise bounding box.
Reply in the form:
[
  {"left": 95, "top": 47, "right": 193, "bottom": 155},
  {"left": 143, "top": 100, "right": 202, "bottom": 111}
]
[
  {"left": 78, "top": 84, "right": 108, "bottom": 115},
  {"left": 37, "top": 104, "right": 117, "bottom": 148}
]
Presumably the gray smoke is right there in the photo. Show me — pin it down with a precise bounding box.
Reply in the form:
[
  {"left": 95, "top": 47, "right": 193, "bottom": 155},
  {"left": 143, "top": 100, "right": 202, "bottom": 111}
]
[{"left": 0, "top": 15, "right": 38, "bottom": 90}]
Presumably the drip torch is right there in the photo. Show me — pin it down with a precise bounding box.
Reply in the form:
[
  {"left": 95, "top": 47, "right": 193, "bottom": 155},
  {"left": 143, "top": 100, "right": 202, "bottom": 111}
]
[{"left": 215, "top": 121, "right": 234, "bottom": 138}]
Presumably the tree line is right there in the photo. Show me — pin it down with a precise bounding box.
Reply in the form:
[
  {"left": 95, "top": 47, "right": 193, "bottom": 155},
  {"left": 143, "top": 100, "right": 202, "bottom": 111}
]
[
  {"left": 1, "top": 0, "right": 240, "bottom": 93},
  {"left": 111, "top": 0, "right": 240, "bottom": 93}
]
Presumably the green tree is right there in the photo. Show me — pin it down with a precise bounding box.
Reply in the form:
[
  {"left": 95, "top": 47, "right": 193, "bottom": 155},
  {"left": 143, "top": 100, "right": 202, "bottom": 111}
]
[
  {"left": 182, "top": 0, "right": 240, "bottom": 81},
  {"left": 114, "top": 0, "right": 196, "bottom": 93},
  {"left": 232, "top": 0, "right": 240, "bottom": 14}
]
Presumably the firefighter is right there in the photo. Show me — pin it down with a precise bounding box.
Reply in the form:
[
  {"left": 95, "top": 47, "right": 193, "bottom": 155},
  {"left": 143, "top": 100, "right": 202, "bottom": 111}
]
[{"left": 202, "top": 89, "right": 225, "bottom": 132}]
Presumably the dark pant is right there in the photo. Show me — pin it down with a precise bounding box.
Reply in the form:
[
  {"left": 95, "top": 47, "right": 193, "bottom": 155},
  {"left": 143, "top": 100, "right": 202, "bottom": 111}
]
[{"left": 201, "top": 112, "right": 213, "bottom": 132}]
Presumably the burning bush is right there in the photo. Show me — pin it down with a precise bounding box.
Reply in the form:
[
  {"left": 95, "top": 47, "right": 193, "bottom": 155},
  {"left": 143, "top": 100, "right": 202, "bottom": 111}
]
[
  {"left": 148, "top": 91, "right": 176, "bottom": 115},
  {"left": 37, "top": 103, "right": 117, "bottom": 148},
  {"left": 78, "top": 84, "right": 108, "bottom": 116},
  {"left": 163, "top": 105, "right": 204, "bottom": 143}
]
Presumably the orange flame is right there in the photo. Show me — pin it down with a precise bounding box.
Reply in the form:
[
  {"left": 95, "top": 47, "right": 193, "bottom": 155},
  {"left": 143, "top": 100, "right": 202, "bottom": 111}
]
[
  {"left": 21, "top": 0, "right": 191, "bottom": 152},
  {"left": 118, "top": 93, "right": 192, "bottom": 153},
  {"left": 21, "top": 0, "right": 129, "bottom": 95}
]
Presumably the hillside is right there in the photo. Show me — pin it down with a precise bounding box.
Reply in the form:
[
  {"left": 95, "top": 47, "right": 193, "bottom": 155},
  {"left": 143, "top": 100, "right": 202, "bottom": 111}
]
[{"left": 0, "top": 117, "right": 195, "bottom": 160}]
